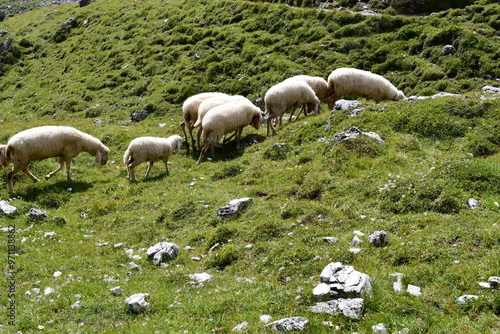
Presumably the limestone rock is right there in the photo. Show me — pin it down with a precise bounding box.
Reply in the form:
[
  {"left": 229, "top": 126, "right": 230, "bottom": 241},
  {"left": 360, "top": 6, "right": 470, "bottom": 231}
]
[
  {"left": 0, "top": 200, "right": 17, "bottom": 215},
  {"left": 368, "top": 231, "right": 389, "bottom": 247},
  {"left": 488, "top": 276, "right": 500, "bottom": 287},
  {"left": 125, "top": 293, "right": 150, "bottom": 313},
  {"left": 267, "top": 317, "right": 308, "bottom": 331},
  {"left": 216, "top": 198, "right": 252, "bottom": 219},
  {"left": 482, "top": 86, "right": 500, "bottom": 94},
  {"left": 456, "top": 295, "right": 479, "bottom": 304},
  {"left": 318, "top": 262, "right": 372, "bottom": 298},
  {"left": 146, "top": 242, "right": 180, "bottom": 265},
  {"left": 308, "top": 298, "right": 364, "bottom": 319},
  {"left": 27, "top": 208, "right": 48, "bottom": 220}
]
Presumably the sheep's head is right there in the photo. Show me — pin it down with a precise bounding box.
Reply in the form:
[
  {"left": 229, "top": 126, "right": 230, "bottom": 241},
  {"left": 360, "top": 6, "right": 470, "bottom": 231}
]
[
  {"left": 172, "top": 135, "right": 183, "bottom": 152},
  {"left": 250, "top": 113, "right": 262, "bottom": 130},
  {"left": 96, "top": 146, "right": 110, "bottom": 165},
  {"left": 394, "top": 90, "right": 406, "bottom": 101},
  {"left": 0, "top": 145, "right": 8, "bottom": 167}
]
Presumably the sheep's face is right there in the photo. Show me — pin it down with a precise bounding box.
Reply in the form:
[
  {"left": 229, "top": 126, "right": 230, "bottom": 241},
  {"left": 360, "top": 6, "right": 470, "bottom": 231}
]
[
  {"left": 250, "top": 114, "right": 262, "bottom": 130},
  {"left": 96, "top": 147, "right": 110, "bottom": 165},
  {"left": 394, "top": 90, "right": 406, "bottom": 101},
  {"left": 327, "top": 96, "right": 337, "bottom": 110}
]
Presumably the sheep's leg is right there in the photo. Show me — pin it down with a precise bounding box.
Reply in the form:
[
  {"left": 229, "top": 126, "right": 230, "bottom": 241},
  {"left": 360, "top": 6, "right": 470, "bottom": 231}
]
[
  {"left": 267, "top": 118, "right": 276, "bottom": 136},
  {"left": 234, "top": 127, "right": 243, "bottom": 150},
  {"left": 197, "top": 146, "right": 208, "bottom": 164},
  {"left": 45, "top": 157, "right": 64, "bottom": 180},
  {"left": 145, "top": 161, "right": 154, "bottom": 178},
  {"left": 7, "top": 165, "right": 23, "bottom": 194},
  {"left": 288, "top": 107, "right": 297, "bottom": 123},
  {"left": 223, "top": 131, "right": 237, "bottom": 144},
  {"left": 128, "top": 166, "right": 136, "bottom": 181},
  {"left": 196, "top": 126, "right": 203, "bottom": 151},
  {"left": 20, "top": 165, "right": 40, "bottom": 183},
  {"left": 162, "top": 158, "right": 170, "bottom": 175}
]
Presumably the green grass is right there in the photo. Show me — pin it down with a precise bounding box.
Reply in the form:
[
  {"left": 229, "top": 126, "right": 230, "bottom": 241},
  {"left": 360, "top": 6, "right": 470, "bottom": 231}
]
[{"left": 1, "top": 0, "right": 499, "bottom": 333}]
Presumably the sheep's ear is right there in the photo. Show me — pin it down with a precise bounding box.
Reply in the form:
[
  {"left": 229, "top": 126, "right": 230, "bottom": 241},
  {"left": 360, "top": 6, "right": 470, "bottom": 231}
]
[{"left": 95, "top": 150, "right": 102, "bottom": 165}]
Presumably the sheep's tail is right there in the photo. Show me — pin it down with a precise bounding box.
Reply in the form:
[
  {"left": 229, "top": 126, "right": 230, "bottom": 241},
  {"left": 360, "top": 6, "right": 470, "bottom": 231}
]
[{"left": 193, "top": 118, "right": 202, "bottom": 128}]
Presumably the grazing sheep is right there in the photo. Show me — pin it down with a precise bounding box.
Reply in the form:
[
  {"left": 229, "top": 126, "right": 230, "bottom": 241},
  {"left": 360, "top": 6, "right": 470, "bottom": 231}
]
[
  {"left": 3, "top": 126, "right": 110, "bottom": 194},
  {"left": 123, "top": 134, "right": 182, "bottom": 181},
  {"left": 327, "top": 68, "right": 406, "bottom": 109},
  {"left": 0, "top": 145, "right": 7, "bottom": 167},
  {"left": 264, "top": 80, "right": 321, "bottom": 136},
  {"left": 193, "top": 94, "right": 249, "bottom": 150},
  {"left": 284, "top": 75, "right": 334, "bottom": 119},
  {"left": 179, "top": 92, "right": 227, "bottom": 150},
  {"left": 197, "top": 100, "right": 262, "bottom": 164}
]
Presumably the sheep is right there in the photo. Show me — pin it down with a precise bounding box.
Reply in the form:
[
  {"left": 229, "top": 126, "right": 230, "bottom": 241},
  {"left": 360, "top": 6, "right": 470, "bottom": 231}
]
[
  {"left": 0, "top": 145, "right": 7, "bottom": 167},
  {"left": 284, "top": 75, "right": 334, "bottom": 120},
  {"left": 3, "top": 126, "right": 110, "bottom": 194},
  {"left": 264, "top": 80, "right": 321, "bottom": 136},
  {"left": 179, "top": 92, "right": 227, "bottom": 150},
  {"left": 123, "top": 134, "right": 183, "bottom": 181},
  {"left": 197, "top": 100, "right": 262, "bottom": 164},
  {"left": 192, "top": 94, "right": 249, "bottom": 150},
  {"left": 326, "top": 67, "right": 406, "bottom": 109}
]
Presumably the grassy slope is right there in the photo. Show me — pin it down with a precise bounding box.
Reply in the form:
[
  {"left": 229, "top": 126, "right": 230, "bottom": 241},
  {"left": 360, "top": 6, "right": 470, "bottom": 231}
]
[{"left": 0, "top": 0, "right": 499, "bottom": 333}]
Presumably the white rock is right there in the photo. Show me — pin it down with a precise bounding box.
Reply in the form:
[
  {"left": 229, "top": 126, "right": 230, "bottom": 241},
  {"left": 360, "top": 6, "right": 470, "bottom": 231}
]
[
  {"left": 44, "top": 287, "right": 55, "bottom": 295},
  {"left": 313, "top": 283, "right": 331, "bottom": 300},
  {"left": 456, "top": 295, "right": 479, "bottom": 304},
  {"left": 232, "top": 321, "right": 249, "bottom": 332},
  {"left": 407, "top": 285, "right": 421, "bottom": 296},
  {"left": 110, "top": 286, "right": 122, "bottom": 296},
  {"left": 189, "top": 273, "right": 212, "bottom": 283},
  {"left": 0, "top": 200, "right": 17, "bottom": 215},
  {"left": 260, "top": 315, "right": 273, "bottom": 324},
  {"left": 390, "top": 273, "right": 403, "bottom": 293},
  {"left": 478, "top": 282, "right": 491, "bottom": 289},
  {"left": 308, "top": 298, "right": 364, "bottom": 319},
  {"left": 71, "top": 301, "right": 81, "bottom": 308},
  {"left": 323, "top": 237, "right": 339, "bottom": 244},
  {"left": 125, "top": 293, "right": 150, "bottom": 313},
  {"left": 350, "top": 235, "right": 363, "bottom": 247},
  {"left": 267, "top": 317, "right": 308, "bottom": 331},
  {"left": 468, "top": 198, "right": 479, "bottom": 209},
  {"left": 488, "top": 276, "right": 500, "bottom": 287},
  {"left": 53, "top": 271, "right": 62, "bottom": 278},
  {"left": 348, "top": 248, "right": 362, "bottom": 254},
  {"left": 147, "top": 242, "right": 180, "bottom": 265},
  {"left": 372, "top": 323, "right": 388, "bottom": 334}
]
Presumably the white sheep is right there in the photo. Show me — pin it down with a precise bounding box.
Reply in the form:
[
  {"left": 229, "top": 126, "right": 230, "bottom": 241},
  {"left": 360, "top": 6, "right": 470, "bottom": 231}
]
[
  {"left": 264, "top": 80, "right": 321, "bottom": 136},
  {"left": 284, "top": 75, "right": 334, "bottom": 119},
  {"left": 192, "top": 94, "right": 249, "bottom": 150},
  {"left": 123, "top": 134, "right": 183, "bottom": 181},
  {"left": 327, "top": 67, "right": 406, "bottom": 109},
  {"left": 2, "top": 126, "right": 110, "bottom": 194},
  {"left": 179, "top": 92, "right": 227, "bottom": 150},
  {"left": 197, "top": 100, "right": 262, "bottom": 164}
]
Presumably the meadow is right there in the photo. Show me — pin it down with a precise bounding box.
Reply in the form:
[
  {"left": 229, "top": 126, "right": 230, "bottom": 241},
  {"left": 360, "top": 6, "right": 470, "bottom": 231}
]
[{"left": 0, "top": 0, "right": 499, "bottom": 333}]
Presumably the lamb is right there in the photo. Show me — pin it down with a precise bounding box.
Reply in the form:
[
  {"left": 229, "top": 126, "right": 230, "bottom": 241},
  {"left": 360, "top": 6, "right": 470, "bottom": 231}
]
[
  {"left": 197, "top": 100, "right": 262, "bottom": 164},
  {"left": 2, "top": 126, "right": 110, "bottom": 194},
  {"left": 284, "top": 75, "right": 333, "bottom": 119},
  {"left": 179, "top": 92, "right": 227, "bottom": 150},
  {"left": 192, "top": 94, "right": 249, "bottom": 150},
  {"left": 326, "top": 67, "right": 406, "bottom": 109},
  {"left": 264, "top": 80, "right": 321, "bottom": 136},
  {"left": 123, "top": 134, "right": 183, "bottom": 181}
]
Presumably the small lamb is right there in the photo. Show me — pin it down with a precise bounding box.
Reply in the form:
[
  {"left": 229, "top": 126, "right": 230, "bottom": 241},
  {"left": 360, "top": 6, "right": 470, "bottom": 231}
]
[
  {"left": 197, "top": 100, "right": 262, "bottom": 164},
  {"left": 1, "top": 126, "right": 110, "bottom": 194},
  {"left": 123, "top": 134, "right": 183, "bottom": 181}
]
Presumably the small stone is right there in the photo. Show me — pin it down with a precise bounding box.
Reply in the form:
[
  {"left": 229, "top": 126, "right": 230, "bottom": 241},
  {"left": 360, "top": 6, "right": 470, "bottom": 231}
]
[
  {"left": 372, "top": 323, "right": 388, "bottom": 334},
  {"left": 44, "top": 287, "right": 55, "bottom": 295},
  {"left": 368, "top": 231, "right": 389, "bottom": 247},
  {"left": 488, "top": 276, "right": 500, "bottom": 287},
  {"left": 407, "top": 285, "right": 421, "bottom": 296},
  {"left": 27, "top": 208, "right": 48, "bottom": 220},
  {"left": 468, "top": 198, "right": 479, "bottom": 209},
  {"left": 457, "top": 295, "right": 479, "bottom": 304},
  {"left": 110, "top": 286, "right": 122, "bottom": 296},
  {"left": 0, "top": 200, "right": 17, "bottom": 215},
  {"left": 260, "top": 315, "right": 273, "bottom": 324},
  {"left": 189, "top": 273, "right": 212, "bottom": 283},
  {"left": 323, "top": 237, "right": 339, "bottom": 244},
  {"left": 267, "top": 317, "right": 308, "bottom": 331},
  {"left": 71, "top": 301, "right": 81, "bottom": 308},
  {"left": 390, "top": 273, "right": 403, "bottom": 293},
  {"left": 53, "top": 271, "right": 62, "bottom": 278},
  {"left": 350, "top": 235, "right": 363, "bottom": 247},
  {"left": 147, "top": 242, "right": 180, "bottom": 265},
  {"left": 308, "top": 298, "right": 364, "bottom": 319},
  {"left": 128, "top": 262, "right": 141, "bottom": 271},
  {"left": 441, "top": 45, "right": 454, "bottom": 55},
  {"left": 125, "top": 293, "right": 150, "bottom": 313},
  {"left": 313, "top": 283, "right": 331, "bottom": 300},
  {"left": 232, "top": 321, "right": 249, "bottom": 332}
]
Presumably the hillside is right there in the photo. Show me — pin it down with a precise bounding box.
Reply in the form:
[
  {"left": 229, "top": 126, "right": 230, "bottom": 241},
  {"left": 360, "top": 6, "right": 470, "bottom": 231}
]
[{"left": 0, "top": 0, "right": 499, "bottom": 333}]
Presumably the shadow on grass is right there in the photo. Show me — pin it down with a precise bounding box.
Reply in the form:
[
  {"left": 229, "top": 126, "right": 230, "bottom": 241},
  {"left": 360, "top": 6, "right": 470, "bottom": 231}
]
[
  {"left": 19, "top": 180, "right": 92, "bottom": 208},
  {"left": 189, "top": 133, "right": 267, "bottom": 163}
]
